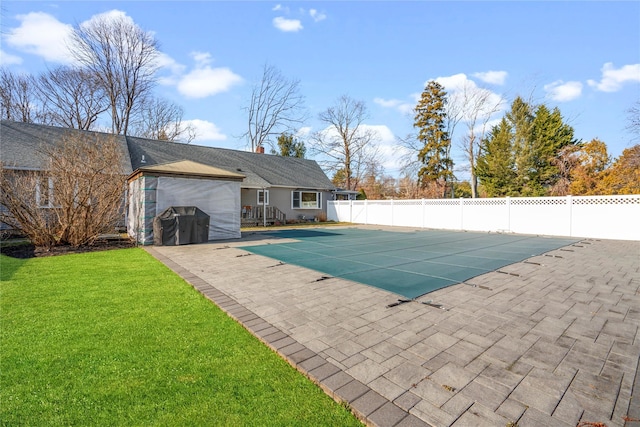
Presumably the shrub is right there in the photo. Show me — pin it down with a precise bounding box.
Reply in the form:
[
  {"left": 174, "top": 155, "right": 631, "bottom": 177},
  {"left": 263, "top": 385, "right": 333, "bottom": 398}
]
[{"left": 0, "top": 132, "right": 126, "bottom": 248}]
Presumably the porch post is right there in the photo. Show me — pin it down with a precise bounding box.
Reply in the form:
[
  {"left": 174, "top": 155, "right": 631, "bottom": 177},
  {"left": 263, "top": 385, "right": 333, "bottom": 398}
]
[{"left": 263, "top": 187, "right": 267, "bottom": 227}]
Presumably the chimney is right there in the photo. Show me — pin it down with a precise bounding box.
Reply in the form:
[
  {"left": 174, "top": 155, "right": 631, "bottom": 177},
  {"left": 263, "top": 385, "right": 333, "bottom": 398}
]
[{"left": 255, "top": 146, "right": 264, "bottom": 154}]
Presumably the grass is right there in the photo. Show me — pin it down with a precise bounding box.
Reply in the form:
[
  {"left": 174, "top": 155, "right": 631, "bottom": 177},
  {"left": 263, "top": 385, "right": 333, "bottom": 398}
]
[{"left": 0, "top": 249, "right": 362, "bottom": 426}]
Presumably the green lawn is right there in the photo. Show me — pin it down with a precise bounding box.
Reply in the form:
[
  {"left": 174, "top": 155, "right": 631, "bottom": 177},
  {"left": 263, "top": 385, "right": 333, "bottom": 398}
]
[{"left": 0, "top": 249, "right": 361, "bottom": 426}]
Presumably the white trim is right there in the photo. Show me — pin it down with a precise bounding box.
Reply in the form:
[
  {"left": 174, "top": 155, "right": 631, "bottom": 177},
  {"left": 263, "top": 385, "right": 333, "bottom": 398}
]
[
  {"left": 292, "top": 190, "right": 321, "bottom": 209},
  {"left": 257, "top": 189, "right": 269, "bottom": 205}
]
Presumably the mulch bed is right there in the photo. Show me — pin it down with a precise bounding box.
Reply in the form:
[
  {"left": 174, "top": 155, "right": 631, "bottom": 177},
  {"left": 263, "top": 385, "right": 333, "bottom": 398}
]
[{"left": 0, "top": 239, "right": 137, "bottom": 259}]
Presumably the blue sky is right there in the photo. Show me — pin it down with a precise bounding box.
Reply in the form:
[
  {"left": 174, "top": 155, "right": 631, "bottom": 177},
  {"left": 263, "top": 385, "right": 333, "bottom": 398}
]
[{"left": 2, "top": 1, "right": 639, "bottom": 179}]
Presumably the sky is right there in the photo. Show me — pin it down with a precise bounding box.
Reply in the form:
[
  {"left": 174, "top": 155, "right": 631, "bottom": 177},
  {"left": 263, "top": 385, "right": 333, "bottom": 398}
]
[{"left": 1, "top": 1, "right": 639, "bottom": 180}]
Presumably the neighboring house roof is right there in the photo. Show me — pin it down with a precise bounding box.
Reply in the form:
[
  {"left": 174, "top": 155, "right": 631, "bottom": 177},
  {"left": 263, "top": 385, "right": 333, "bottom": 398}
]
[
  {"left": 0, "top": 121, "right": 335, "bottom": 191},
  {"left": 0, "top": 120, "right": 133, "bottom": 175},
  {"left": 129, "top": 160, "right": 245, "bottom": 181}
]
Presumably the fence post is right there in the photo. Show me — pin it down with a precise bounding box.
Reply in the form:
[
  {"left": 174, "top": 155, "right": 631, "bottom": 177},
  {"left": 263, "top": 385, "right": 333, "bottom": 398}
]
[
  {"left": 567, "top": 195, "right": 572, "bottom": 237},
  {"left": 506, "top": 197, "right": 511, "bottom": 233},
  {"left": 349, "top": 200, "right": 353, "bottom": 223},
  {"left": 421, "top": 199, "right": 426, "bottom": 229},
  {"left": 364, "top": 200, "right": 368, "bottom": 225},
  {"left": 460, "top": 198, "right": 464, "bottom": 230},
  {"left": 391, "top": 199, "right": 394, "bottom": 227}
]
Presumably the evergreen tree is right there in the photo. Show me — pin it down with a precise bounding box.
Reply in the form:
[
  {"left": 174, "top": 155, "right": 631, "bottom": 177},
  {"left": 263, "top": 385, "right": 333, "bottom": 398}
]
[
  {"left": 477, "top": 97, "right": 578, "bottom": 197},
  {"left": 414, "top": 81, "right": 453, "bottom": 197},
  {"left": 505, "top": 97, "right": 535, "bottom": 195},
  {"left": 331, "top": 168, "right": 348, "bottom": 189},
  {"left": 476, "top": 118, "right": 518, "bottom": 196},
  {"left": 529, "top": 105, "right": 578, "bottom": 195},
  {"left": 274, "top": 133, "right": 306, "bottom": 158}
]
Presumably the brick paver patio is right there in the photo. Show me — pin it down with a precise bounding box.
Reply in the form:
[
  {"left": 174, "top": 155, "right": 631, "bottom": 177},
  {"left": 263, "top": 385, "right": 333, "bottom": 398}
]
[{"left": 146, "top": 226, "right": 640, "bottom": 427}]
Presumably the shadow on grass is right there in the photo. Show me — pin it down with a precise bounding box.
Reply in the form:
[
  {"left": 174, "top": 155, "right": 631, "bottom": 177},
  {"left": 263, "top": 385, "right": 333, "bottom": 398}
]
[{"left": 0, "top": 255, "right": 28, "bottom": 281}]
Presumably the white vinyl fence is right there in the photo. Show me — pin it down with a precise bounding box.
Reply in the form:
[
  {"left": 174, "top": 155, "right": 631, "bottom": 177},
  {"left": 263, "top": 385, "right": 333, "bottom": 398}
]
[{"left": 328, "top": 195, "right": 640, "bottom": 241}]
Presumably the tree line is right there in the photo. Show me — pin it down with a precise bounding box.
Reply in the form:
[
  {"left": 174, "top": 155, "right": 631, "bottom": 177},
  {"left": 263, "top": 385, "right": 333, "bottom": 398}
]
[
  {"left": 2, "top": 12, "right": 636, "bottom": 198},
  {"left": 0, "top": 13, "right": 195, "bottom": 142},
  {"left": 406, "top": 81, "right": 639, "bottom": 198}
]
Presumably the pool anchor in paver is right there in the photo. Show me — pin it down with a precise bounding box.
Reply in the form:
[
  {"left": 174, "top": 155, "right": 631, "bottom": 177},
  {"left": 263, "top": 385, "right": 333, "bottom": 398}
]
[
  {"left": 267, "top": 261, "right": 286, "bottom": 268},
  {"left": 386, "top": 298, "right": 449, "bottom": 310}
]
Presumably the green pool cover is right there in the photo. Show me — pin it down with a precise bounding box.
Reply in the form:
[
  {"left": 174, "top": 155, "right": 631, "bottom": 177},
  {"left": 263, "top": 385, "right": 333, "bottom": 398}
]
[{"left": 240, "top": 228, "right": 577, "bottom": 299}]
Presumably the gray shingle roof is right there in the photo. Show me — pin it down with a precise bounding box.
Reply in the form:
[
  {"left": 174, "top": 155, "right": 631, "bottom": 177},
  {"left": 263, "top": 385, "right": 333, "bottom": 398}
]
[
  {"left": 0, "top": 120, "right": 133, "bottom": 175},
  {"left": 0, "top": 121, "right": 335, "bottom": 190},
  {"left": 126, "top": 135, "right": 335, "bottom": 190}
]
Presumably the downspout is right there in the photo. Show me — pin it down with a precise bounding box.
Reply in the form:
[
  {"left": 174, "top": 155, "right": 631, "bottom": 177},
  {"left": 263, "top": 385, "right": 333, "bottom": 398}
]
[{"left": 263, "top": 187, "right": 267, "bottom": 227}]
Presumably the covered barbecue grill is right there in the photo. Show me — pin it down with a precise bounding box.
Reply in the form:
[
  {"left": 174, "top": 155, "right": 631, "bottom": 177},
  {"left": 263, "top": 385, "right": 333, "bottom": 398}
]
[{"left": 153, "top": 206, "right": 210, "bottom": 246}]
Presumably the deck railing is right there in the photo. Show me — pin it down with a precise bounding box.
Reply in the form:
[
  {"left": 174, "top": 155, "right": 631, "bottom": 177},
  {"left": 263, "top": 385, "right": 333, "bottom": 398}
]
[{"left": 241, "top": 205, "right": 286, "bottom": 226}]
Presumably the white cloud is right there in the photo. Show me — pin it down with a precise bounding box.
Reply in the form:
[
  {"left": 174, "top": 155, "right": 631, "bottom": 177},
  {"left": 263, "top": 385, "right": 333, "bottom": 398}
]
[
  {"left": 5, "top": 12, "right": 75, "bottom": 64},
  {"left": 374, "top": 97, "right": 414, "bottom": 115},
  {"left": 191, "top": 51, "right": 213, "bottom": 66},
  {"left": 80, "top": 9, "right": 134, "bottom": 29},
  {"left": 374, "top": 98, "right": 402, "bottom": 108},
  {"left": 434, "top": 73, "right": 472, "bottom": 92},
  {"left": 176, "top": 52, "right": 243, "bottom": 98},
  {"left": 433, "top": 73, "right": 506, "bottom": 125},
  {"left": 272, "top": 4, "right": 288, "bottom": 12},
  {"left": 587, "top": 62, "right": 640, "bottom": 92},
  {"left": 155, "top": 52, "right": 186, "bottom": 85},
  {"left": 544, "top": 80, "right": 583, "bottom": 102},
  {"left": 472, "top": 70, "right": 508, "bottom": 85},
  {"left": 0, "top": 50, "right": 22, "bottom": 65},
  {"left": 273, "top": 16, "right": 303, "bottom": 32},
  {"left": 361, "top": 124, "right": 395, "bottom": 143},
  {"left": 296, "top": 126, "right": 312, "bottom": 138},
  {"left": 184, "top": 119, "right": 227, "bottom": 142},
  {"left": 361, "top": 124, "right": 407, "bottom": 173},
  {"left": 178, "top": 67, "right": 243, "bottom": 98},
  {"left": 309, "top": 9, "right": 327, "bottom": 22}
]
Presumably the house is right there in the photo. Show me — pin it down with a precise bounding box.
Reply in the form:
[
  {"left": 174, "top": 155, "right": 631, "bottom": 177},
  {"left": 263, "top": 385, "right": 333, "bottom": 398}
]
[{"left": 0, "top": 120, "right": 337, "bottom": 243}]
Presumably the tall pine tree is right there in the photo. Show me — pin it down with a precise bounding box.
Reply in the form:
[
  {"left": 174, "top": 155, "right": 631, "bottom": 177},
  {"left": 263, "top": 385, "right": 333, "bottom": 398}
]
[
  {"left": 477, "top": 97, "right": 578, "bottom": 197},
  {"left": 506, "top": 97, "right": 535, "bottom": 195},
  {"left": 529, "top": 105, "right": 578, "bottom": 194},
  {"left": 414, "top": 81, "right": 453, "bottom": 197},
  {"left": 476, "top": 118, "right": 518, "bottom": 196}
]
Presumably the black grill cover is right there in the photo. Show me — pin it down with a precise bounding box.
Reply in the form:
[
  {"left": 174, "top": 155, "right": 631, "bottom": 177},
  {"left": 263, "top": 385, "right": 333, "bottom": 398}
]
[{"left": 153, "top": 206, "right": 210, "bottom": 246}]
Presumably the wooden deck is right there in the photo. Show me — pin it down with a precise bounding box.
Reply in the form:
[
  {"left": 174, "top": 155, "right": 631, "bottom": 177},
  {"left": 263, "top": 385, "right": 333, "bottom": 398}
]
[{"left": 241, "top": 205, "right": 286, "bottom": 227}]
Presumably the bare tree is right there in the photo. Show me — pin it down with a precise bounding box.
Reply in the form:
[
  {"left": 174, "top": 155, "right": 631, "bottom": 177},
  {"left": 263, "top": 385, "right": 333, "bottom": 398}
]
[
  {"left": 131, "top": 96, "right": 196, "bottom": 143},
  {"left": 243, "top": 64, "right": 306, "bottom": 152},
  {"left": 68, "top": 13, "right": 159, "bottom": 135},
  {"left": 627, "top": 101, "right": 640, "bottom": 141},
  {"left": 358, "top": 160, "right": 398, "bottom": 200},
  {"left": 456, "top": 84, "right": 503, "bottom": 198},
  {"left": 34, "top": 66, "right": 109, "bottom": 130},
  {"left": 0, "top": 68, "right": 44, "bottom": 123},
  {"left": 0, "top": 132, "right": 126, "bottom": 248},
  {"left": 311, "top": 95, "right": 380, "bottom": 191}
]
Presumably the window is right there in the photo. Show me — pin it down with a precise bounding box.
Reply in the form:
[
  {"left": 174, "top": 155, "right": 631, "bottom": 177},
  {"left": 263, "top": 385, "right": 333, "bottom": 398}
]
[
  {"left": 292, "top": 191, "right": 321, "bottom": 209},
  {"left": 36, "top": 177, "right": 55, "bottom": 208},
  {"left": 257, "top": 190, "right": 269, "bottom": 205}
]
